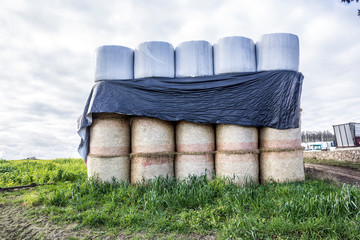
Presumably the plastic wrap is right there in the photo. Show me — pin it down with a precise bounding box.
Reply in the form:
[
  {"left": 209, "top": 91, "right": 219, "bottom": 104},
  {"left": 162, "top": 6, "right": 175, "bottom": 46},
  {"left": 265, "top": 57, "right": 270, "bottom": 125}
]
[
  {"left": 95, "top": 45, "right": 134, "bottom": 81},
  {"left": 134, "top": 41, "right": 175, "bottom": 78},
  {"left": 78, "top": 71, "right": 303, "bottom": 161},
  {"left": 175, "top": 40, "right": 213, "bottom": 77},
  {"left": 213, "top": 36, "right": 256, "bottom": 74},
  {"left": 256, "top": 33, "right": 299, "bottom": 71}
]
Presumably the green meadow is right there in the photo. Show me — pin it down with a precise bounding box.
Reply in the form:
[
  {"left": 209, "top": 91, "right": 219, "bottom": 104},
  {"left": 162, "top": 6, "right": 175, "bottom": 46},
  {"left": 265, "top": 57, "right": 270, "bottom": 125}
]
[{"left": 1, "top": 158, "right": 359, "bottom": 239}]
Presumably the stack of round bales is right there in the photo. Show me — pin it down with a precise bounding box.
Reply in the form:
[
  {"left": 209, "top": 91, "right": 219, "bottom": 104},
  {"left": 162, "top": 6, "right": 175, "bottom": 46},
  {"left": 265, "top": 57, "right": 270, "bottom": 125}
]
[
  {"left": 87, "top": 45, "right": 133, "bottom": 182},
  {"left": 175, "top": 40, "right": 215, "bottom": 179},
  {"left": 213, "top": 36, "right": 259, "bottom": 185},
  {"left": 131, "top": 41, "right": 175, "bottom": 183},
  {"left": 256, "top": 33, "right": 305, "bottom": 183}
]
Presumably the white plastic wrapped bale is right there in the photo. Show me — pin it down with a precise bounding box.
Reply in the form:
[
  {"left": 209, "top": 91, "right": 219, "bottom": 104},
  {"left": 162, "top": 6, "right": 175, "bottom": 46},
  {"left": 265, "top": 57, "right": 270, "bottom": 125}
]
[
  {"left": 175, "top": 40, "right": 213, "bottom": 77},
  {"left": 134, "top": 41, "right": 175, "bottom": 78},
  {"left": 256, "top": 33, "right": 299, "bottom": 71},
  {"left": 215, "top": 124, "right": 259, "bottom": 185},
  {"left": 213, "top": 36, "right": 256, "bottom": 74},
  {"left": 175, "top": 121, "right": 215, "bottom": 179},
  {"left": 131, "top": 117, "right": 175, "bottom": 183},
  {"left": 87, "top": 113, "right": 130, "bottom": 182},
  {"left": 95, "top": 45, "right": 134, "bottom": 81},
  {"left": 87, "top": 155, "right": 130, "bottom": 183},
  {"left": 259, "top": 127, "right": 305, "bottom": 183}
]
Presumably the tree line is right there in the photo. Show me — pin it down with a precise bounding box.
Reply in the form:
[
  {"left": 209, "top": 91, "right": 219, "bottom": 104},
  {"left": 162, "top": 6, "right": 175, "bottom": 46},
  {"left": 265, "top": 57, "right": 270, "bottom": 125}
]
[{"left": 301, "top": 130, "right": 335, "bottom": 143}]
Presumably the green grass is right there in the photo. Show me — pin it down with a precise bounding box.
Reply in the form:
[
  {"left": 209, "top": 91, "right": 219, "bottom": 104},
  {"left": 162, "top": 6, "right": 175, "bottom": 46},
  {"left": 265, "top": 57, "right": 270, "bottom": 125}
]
[
  {"left": 304, "top": 157, "right": 360, "bottom": 171},
  {"left": 1, "top": 158, "right": 360, "bottom": 239}
]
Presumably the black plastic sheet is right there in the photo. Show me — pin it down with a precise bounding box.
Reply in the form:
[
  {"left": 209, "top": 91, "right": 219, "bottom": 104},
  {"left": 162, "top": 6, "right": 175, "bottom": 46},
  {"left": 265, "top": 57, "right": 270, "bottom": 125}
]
[{"left": 77, "top": 70, "right": 303, "bottom": 161}]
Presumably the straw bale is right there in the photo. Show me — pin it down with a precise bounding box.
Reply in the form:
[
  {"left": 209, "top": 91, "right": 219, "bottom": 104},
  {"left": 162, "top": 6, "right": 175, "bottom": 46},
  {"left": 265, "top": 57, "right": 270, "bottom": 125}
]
[
  {"left": 131, "top": 156, "right": 174, "bottom": 183},
  {"left": 215, "top": 153, "right": 259, "bottom": 185},
  {"left": 260, "top": 150, "right": 305, "bottom": 183},
  {"left": 131, "top": 117, "right": 174, "bottom": 153},
  {"left": 87, "top": 155, "right": 130, "bottom": 182},
  {"left": 175, "top": 154, "right": 214, "bottom": 180},
  {"left": 89, "top": 113, "right": 130, "bottom": 157}
]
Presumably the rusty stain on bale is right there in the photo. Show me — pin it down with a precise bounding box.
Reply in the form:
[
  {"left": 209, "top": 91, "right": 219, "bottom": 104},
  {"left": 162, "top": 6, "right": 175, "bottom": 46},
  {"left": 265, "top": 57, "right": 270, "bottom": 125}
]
[
  {"left": 131, "top": 156, "right": 174, "bottom": 183},
  {"left": 87, "top": 155, "right": 130, "bottom": 182},
  {"left": 131, "top": 116, "right": 175, "bottom": 183},
  {"left": 89, "top": 113, "right": 130, "bottom": 157},
  {"left": 175, "top": 121, "right": 215, "bottom": 179},
  {"left": 259, "top": 127, "right": 305, "bottom": 183},
  {"left": 216, "top": 124, "right": 259, "bottom": 185},
  {"left": 260, "top": 127, "right": 302, "bottom": 149}
]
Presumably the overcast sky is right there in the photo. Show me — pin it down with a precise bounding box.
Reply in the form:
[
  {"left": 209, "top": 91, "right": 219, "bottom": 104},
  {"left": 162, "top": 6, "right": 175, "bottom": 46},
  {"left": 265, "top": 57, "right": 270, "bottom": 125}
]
[{"left": 0, "top": 0, "right": 359, "bottom": 160}]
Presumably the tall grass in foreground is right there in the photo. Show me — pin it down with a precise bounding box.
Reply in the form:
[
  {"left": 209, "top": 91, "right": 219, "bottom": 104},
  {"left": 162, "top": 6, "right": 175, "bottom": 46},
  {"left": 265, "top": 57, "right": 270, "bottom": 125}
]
[{"left": 1, "top": 158, "right": 360, "bottom": 239}]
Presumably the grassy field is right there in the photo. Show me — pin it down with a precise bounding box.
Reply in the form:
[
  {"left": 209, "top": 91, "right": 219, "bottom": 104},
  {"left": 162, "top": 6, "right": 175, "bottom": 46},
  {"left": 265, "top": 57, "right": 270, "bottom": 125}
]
[{"left": 1, "top": 158, "right": 360, "bottom": 239}]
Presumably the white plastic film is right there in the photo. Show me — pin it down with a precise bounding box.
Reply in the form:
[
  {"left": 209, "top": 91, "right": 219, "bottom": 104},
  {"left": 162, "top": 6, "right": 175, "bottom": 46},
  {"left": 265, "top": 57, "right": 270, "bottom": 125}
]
[
  {"left": 95, "top": 45, "right": 134, "bottom": 81},
  {"left": 214, "top": 36, "right": 256, "bottom": 74},
  {"left": 256, "top": 33, "right": 299, "bottom": 71},
  {"left": 175, "top": 40, "right": 213, "bottom": 77},
  {"left": 134, "top": 41, "right": 175, "bottom": 78}
]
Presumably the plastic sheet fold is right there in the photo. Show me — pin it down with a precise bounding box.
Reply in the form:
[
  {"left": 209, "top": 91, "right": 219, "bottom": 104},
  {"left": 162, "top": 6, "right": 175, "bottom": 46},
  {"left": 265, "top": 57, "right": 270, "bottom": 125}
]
[{"left": 78, "top": 70, "right": 303, "bottom": 161}]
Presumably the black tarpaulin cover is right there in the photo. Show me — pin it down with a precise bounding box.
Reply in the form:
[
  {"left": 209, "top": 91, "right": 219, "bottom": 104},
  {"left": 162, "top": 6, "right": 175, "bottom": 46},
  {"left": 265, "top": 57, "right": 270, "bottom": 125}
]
[{"left": 77, "top": 70, "right": 303, "bottom": 161}]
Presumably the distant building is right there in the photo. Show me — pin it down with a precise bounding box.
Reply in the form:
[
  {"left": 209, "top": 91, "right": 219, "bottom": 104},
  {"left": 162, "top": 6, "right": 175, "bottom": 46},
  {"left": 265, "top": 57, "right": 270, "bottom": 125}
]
[
  {"left": 302, "top": 142, "right": 334, "bottom": 151},
  {"left": 333, "top": 122, "right": 360, "bottom": 148}
]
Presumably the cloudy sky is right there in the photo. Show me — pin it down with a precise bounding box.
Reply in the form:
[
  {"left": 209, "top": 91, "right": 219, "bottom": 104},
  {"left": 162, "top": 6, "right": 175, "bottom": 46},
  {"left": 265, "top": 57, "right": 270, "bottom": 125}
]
[{"left": 1, "top": 0, "right": 359, "bottom": 160}]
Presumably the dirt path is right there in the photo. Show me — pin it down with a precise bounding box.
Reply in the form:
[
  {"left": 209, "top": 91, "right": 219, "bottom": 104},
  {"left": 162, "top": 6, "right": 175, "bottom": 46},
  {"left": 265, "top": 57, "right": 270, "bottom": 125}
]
[
  {"left": 0, "top": 203, "right": 110, "bottom": 240},
  {"left": 304, "top": 163, "right": 360, "bottom": 186},
  {"left": 0, "top": 199, "right": 214, "bottom": 240}
]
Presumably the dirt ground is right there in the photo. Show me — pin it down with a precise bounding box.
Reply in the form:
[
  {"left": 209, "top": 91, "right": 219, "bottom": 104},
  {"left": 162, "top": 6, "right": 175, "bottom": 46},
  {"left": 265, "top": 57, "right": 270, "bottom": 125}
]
[
  {"left": 304, "top": 163, "right": 360, "bottom": 186},
  {"left": 1, "top": 164, "right": 359, "bottom": 240},
  {"left": 0, "top": 203, "right": 113, "bottom": 240}
]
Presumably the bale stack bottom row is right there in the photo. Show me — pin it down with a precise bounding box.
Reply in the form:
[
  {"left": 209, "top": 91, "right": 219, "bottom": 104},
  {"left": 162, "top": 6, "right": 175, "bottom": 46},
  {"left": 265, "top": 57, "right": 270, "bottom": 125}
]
[
  {"left": 87, "top": 33, "right": 305, "bottom": 184},
  {"left": 87, "top": 115, "right": 304, "bottom": 184}
]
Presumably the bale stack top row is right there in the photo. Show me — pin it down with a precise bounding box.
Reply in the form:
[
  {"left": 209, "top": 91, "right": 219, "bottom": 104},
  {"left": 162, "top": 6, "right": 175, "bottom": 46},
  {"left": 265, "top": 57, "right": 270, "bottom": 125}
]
[{"left": 95, "top": 33, "right": 299, "bottom": 81}]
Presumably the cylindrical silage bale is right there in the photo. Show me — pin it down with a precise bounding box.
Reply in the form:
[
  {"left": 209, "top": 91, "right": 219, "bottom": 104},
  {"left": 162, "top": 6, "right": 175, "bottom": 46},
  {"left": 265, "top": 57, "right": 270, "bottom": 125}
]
[
  {"left": 89, "top": 113, "right": 130, "bottom": 157},
  {"left": 131, "top": 117, "right": 174, "bottom": 183},
  {"left": 259, "top": 127, "right": 304, "bottom": 183},
  {"left": 175, "top": 40, "right": 215, "bottom": 179},
  {"left": 256, "top": 33, "right": 299, "bottom": 71},
  {"left": 95, "top": 45, "right": 134, "bottom": 81},
  {"left": 134, "top": 41, "right": 174, "bottom": 78},
  {"left": 87, "top": 155, "right": 130, "bottom": 183},
  {"left": 213, "top": 36, "right": 256, "bottom": 74},
  {"left": 215, "top": 125, "right": 259, "bottom": 185},
  {"left": 256, "top": 33, "right": 304, "bottom": 183},
  {"left": 175, "top": 40, "right": 213, "bottom": 77},
  {"left": 176, "top": 121, "right": 215, "bottom": 179},
  {"left": 132, "top": 41, "right": 175, "bottom": 183},
  {"left": 88, "top": 113, "right": 130, "bottom": 182},
  {"left": 213, "top": 36, "right": 258, "bottom": 185}
]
